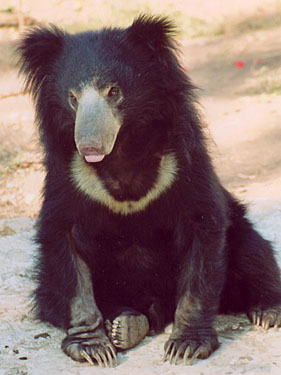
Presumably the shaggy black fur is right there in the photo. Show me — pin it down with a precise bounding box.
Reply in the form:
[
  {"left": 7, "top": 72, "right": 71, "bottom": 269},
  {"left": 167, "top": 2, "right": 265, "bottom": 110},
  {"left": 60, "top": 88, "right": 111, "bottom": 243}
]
[{"left": 17, "top": 15, "right": 281, "bottom": 367}]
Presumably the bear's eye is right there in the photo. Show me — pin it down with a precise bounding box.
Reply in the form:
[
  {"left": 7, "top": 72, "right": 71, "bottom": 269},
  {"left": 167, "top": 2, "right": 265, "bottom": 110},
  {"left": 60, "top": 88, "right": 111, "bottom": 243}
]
[
  {"left": 68, "top": 92, "right": 78, "bottom": 110},
  {"left": 108, "top": 86, "right": 120, "bottom": 98}
]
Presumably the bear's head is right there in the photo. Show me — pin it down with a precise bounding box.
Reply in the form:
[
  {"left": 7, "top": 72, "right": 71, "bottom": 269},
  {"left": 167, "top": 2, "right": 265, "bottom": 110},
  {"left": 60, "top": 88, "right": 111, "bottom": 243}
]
[{"left": 17, "top": 15, "right": 194, "bottom": 166}]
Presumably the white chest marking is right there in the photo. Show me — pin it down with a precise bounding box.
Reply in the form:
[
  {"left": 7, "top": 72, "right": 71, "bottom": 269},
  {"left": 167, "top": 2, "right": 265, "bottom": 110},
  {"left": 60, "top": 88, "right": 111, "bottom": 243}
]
[{"left": 71, "top": 152, "right": 178, "bottom": 215}]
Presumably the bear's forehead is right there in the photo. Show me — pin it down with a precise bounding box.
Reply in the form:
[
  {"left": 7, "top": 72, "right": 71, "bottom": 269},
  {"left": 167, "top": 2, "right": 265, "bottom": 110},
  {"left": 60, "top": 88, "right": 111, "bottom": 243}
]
[
  {"left": 58, "top": 33, "right": 136, "bottom": 92},
  {"left": 66, "top": 29, "right": 127, "bottom": 60}
]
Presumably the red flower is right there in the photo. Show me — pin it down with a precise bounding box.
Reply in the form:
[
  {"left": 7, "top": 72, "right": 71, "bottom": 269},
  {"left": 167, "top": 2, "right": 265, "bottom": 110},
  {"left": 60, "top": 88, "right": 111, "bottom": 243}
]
[{"left": 235, "top": 61, "right": 245, "bottom": 69}]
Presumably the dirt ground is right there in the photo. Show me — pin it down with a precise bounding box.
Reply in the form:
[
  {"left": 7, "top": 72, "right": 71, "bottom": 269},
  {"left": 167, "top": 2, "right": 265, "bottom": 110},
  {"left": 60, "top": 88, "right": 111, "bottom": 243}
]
[{"left": 0, "top": 0, "right": 281, "bottom": 374}]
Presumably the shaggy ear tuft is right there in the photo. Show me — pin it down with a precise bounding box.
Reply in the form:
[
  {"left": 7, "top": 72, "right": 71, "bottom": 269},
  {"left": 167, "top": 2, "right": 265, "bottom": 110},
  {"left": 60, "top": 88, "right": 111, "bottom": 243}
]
[
  {"left": 17, "top": 25, "right": 65, "bottom": 97},
  {"left": 127, "top": 15, "right": 177, "bottom": 52}
]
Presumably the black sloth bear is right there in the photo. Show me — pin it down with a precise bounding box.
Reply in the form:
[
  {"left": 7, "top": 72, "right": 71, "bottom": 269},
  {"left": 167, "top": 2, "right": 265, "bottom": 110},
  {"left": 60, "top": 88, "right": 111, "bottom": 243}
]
[{"left": 18, "top": 15, "right": 281, "bottom": 367}]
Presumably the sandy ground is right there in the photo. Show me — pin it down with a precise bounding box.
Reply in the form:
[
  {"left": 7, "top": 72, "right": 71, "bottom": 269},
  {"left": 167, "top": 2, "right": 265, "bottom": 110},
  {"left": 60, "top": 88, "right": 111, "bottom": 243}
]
[{"left": 0, "top": 0, "right": 281, "bottom": 374}]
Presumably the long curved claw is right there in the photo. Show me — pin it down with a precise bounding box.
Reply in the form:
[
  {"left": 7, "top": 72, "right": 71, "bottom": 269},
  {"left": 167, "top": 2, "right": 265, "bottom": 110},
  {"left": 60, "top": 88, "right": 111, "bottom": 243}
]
[
  {"left": 109, "top": 344, "right": 117, "bottom": 358},
  {"left": 106, "top": 348, "right": 114, "bottom": 367},
  {"left": 189, "top": 346, "right": 203, "bottom": 365},
  {"left": 169, "top": 344, "right": 177, "bottom": 364},
  {"left": 251, "top": 311, "right": 257, "bottom": 325},
  {"left": 163, "top": 341, "right": 173, "bottom": 362},
  {"left": 174, "top": 343, "right": 186, "bottom": 365},
  {"left": 89, "top": 349, "right": 104, "bottom": 367},
  {"left": 183, "top": 346, "right": 191, "bottom": 365},
  {"left": 256, "top": 312, "right": 262, "bottom": 326},
  {"left": 98, "top": 348, "right": 109, "bottom": 368},
  {"left": 81, "top": 350, "right": 94, "bottom": 366}
]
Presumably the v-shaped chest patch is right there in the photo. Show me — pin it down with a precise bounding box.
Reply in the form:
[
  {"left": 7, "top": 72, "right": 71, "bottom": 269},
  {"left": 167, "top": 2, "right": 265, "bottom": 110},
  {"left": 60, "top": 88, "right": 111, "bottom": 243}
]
[{"left": 71, "top": 152, "right": 178, "bottom": 215}]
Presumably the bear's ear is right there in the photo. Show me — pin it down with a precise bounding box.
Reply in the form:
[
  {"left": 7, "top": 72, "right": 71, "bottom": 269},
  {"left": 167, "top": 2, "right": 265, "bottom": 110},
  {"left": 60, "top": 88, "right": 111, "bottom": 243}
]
[
  {"left": 127, "top": 15, "right": 176, "bottom": 53},
  {"left": 17, "top": 25, "right": 65, "bottom": 97}
]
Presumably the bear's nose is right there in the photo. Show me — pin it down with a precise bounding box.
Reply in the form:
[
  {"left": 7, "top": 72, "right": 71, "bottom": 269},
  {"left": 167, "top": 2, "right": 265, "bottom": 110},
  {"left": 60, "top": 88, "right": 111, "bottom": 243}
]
[{"left": 77, "top": 135, "right": 104, "bottom": 155}]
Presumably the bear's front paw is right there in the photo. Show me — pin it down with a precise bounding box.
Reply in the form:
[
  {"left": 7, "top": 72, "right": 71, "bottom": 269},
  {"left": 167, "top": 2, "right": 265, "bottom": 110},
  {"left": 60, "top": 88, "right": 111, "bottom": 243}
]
[
  {"left": 163, "top": 334, "right": 219, "bottom": 365},
  {"left": 249, "top": 306, "right": 281, "bottom": 329},
  {"left": 62, "top": 333, "right": 117, "bottom": 367}
]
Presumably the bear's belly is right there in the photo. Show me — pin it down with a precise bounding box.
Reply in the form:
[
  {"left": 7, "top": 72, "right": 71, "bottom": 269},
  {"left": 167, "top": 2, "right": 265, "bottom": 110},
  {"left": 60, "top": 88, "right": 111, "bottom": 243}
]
[{"left": 93, "top": 244, "right": 175, "bottom": 312}]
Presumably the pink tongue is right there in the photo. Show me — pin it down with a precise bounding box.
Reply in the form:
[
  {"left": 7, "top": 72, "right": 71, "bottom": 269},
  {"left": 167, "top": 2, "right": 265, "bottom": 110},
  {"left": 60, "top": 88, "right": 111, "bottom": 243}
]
[{"left": 84, "top": 154, "right": 105, "bottom": 163}]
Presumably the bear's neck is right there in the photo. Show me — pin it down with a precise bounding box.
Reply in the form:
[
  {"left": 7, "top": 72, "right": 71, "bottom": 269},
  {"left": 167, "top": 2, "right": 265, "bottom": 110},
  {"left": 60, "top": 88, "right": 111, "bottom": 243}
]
[
  {"left": 71, "top": 151, "right": 178, "bottom": 215},
  {"left": 93, "top": 151, "right": 162, "bottom": 202}
]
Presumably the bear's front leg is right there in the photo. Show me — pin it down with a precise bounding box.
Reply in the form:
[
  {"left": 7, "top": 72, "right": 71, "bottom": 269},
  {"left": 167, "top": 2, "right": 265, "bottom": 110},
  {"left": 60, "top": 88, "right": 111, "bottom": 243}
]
[
  {"left": 164, "top": 229, "right": 226, "bottom": 365},
  {"left": 61, "top": 253, "right": 117, "bottom": 367}
]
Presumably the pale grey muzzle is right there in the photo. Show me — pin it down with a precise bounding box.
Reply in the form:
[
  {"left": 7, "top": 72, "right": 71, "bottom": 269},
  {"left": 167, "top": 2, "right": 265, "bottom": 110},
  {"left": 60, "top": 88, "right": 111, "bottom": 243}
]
[{"left": 74, "top": 87, "right": 121, "bottom": 156}]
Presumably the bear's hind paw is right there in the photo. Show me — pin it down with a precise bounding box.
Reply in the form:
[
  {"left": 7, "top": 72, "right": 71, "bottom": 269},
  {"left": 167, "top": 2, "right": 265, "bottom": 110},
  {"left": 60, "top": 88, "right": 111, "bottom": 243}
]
[
  {"left": 106, "top": 312, "right": 149, "bottom": 350},
  {"left": 249, "top": 306, "right": 281, "bottom": 329}
]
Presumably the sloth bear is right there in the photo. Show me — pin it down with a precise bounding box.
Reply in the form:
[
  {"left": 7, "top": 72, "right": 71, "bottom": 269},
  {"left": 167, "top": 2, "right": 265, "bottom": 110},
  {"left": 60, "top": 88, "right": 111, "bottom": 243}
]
[{"left": 18, "top": 15, "right": 281, "bottom": 367}]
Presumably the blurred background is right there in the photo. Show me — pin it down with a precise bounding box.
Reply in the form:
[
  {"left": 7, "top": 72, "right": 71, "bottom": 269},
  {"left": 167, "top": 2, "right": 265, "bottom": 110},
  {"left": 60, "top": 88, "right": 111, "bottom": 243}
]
[{"left": 0, "top": 0, "right": 281, "bottom": 223}]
